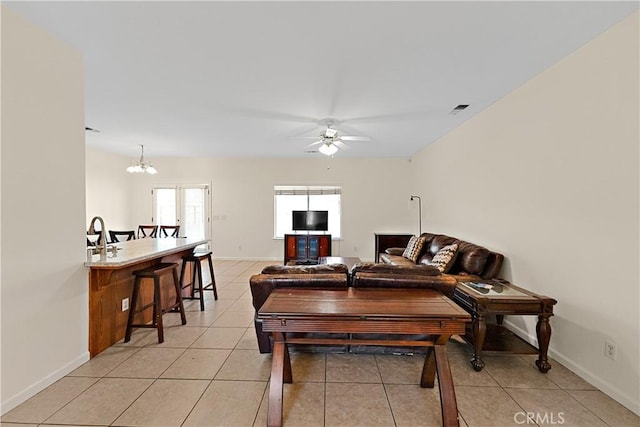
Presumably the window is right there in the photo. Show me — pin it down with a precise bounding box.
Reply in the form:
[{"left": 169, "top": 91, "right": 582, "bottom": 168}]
[{"left": 274, "top": 186, "right": 341, "bottom": 238}]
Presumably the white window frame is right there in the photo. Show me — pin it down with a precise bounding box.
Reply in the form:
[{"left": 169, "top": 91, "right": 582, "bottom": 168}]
[{"left": 274, "top": 185, "right": 342, "bottom": 239}]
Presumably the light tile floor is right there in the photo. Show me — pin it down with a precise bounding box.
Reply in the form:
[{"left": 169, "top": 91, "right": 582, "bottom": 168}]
[{"left": 2, "top": 260, "right": 638, "bottom": 427}]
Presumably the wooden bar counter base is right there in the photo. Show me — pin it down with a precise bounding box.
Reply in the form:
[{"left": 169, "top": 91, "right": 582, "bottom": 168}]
[
  {"left": 258, "top": 288, "right": 471, "bottom": 427},
  {"left": 85, "top": 237, "right": 207, "bottom": 357}
]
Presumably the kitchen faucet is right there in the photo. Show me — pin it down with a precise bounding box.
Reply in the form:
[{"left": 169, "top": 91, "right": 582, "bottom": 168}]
[{"left": 88, "top": 216, "right": 107, "bottom": 259}]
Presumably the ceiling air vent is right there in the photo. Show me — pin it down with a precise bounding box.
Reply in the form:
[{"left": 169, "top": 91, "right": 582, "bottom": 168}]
[{"left": 450, "top": 105, "right": 469, "bottom": 115}]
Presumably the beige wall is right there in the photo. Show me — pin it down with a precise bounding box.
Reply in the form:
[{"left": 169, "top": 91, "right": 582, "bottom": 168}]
[
  {"left": 410, "top": 12, "right": 639, "bottom": 413},
  {"left": 1, "top": 7, "right": 88, "bottom": 413},
  {"left": 125, "top": 156, "right": 413, "bottom": 261},
  {"left": 86, "top": 147, "right": 134, "bottom": 232}
]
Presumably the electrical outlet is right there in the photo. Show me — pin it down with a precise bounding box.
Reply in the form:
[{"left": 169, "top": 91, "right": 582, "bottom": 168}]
[
  {"left": 605, "top": 340, "right": 617, "bottom": 360},
  {"left": 122, "top": 298, "right": 129, "bottom": 312}
]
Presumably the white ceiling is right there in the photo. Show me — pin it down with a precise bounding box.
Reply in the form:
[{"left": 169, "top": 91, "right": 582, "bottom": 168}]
[{"left": 6, "top": 1, "right": 638, "bottom": 159}]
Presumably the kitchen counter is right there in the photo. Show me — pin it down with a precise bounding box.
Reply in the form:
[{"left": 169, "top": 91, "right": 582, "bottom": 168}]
[
  {"left": 86, "top": 237, "right": 208, "bottom": 356},
  {"left": 85, "top": 237, "right": 207, "bottom": 268}
]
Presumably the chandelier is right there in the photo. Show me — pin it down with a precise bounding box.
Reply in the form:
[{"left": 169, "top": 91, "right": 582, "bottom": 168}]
[{"left": 126, "top": 144, "right": 157, "bottom": 174}]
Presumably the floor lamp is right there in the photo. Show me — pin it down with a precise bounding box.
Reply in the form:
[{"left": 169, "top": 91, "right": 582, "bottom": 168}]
[{"left": 410, "top": 195, "right": 422, "bottom": 235}]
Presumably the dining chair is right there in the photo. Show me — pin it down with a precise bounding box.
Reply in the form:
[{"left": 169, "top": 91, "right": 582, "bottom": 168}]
[
  {"left": 109, "top": 230, "right": 136, "bottom": 243},
  {"left": 138, "top": 225, "right": 158, "bottom": 238},
  {"left": 87, "top": 232, "right": 102, "bottom": 247},
  {"left": 159, "top": 225, "right": 180, "bottom": 238}
]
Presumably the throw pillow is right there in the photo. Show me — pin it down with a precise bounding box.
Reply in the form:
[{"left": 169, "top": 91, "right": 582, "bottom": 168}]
[
  {"left": 429, "top": 243, "right": 459, "bottom": 273},
  {"left": 402, "top": 235, "right": 426, "bottom": 263}
]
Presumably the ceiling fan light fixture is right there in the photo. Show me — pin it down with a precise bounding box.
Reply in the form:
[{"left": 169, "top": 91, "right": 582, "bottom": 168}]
[
  {"left": 126, "top": 144, "right": 157, "bottom": 174},
  {"left": 319, "top": 142, "right": 338, "bottom": 156}
]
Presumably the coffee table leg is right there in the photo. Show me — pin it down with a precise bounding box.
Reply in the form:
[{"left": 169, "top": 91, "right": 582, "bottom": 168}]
[
  {"left": 267, "top": 333, "right": 287, "bottom": 427},
  {"left": 535, "top": 314, "right": 552, "bottom": 373},
  {"left": 470, "top": 313, "right": 486, "bottom": 371},
  {"left": 434, "top": 345, "right": 460, "bottom": 427},
  {"left": 421, "top": 335, "right": 449, "bottom": 388}
]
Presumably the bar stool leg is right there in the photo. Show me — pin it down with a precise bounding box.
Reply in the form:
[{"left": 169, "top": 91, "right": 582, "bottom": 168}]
[
  {"left": 195, "top": 259, "right": 205, "bottom": 311},
  {"left": 206, "top": 254, "right": 218, "bottom": 300},
  {"left": 189, "top": 259, "right": 198, "bottom": 300},
  {"left": 125, "top": 277, "right": 142, "bottom": 343},
  {"left": 154, "top": 276, "right": 164, "bottom": 343},
  {"left": 179, "top": 259, "right": 189, "bottom": 297},
  {"left": 172, "top": 266, "right": 187, "bottom": 325}
]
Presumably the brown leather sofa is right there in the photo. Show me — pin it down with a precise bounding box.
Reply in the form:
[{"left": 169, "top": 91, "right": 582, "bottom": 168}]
[
  {"left": 250, "top": 262, "right": 457, "bottom": 354},
  {"left": 379, "top": 232, "right": 504, "bottom": 281}
]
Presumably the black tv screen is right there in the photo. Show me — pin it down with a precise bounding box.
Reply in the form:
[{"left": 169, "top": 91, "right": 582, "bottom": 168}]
[{"left": 292, "top": 210, "right": 328, "bottom": 231}]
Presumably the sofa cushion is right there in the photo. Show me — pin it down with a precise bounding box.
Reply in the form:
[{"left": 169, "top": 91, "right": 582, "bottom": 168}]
[
  {"left": 428, "top": 235, "right": 458, "bottom": 256},
  {"left": 451, "top": 241, "right": 490, "bottom": 276},
  {"left": 402, "top": 235, "right": 425, "bottom": 262},
  {"left": 429, "top": 243, "right": 458, "bottom": 273}
]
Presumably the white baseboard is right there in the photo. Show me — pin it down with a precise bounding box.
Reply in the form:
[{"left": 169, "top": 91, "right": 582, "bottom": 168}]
[
  {"left": 212, "top": 256, "right": 280, "bottom": 261},
  {"left": 504, "top": 319, "right": 640, "bottom": 416},
  {"left": 1, "top": 351, "right": 90, "bottom": 415}
]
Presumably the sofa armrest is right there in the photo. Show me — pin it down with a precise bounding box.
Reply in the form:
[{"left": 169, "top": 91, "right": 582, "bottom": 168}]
[
  {"left": 261, "top": 263, "right": 348, "bottom": 275},
  {"left": 384, "top": 247, "right": 406, "bottom": 256},
  {"left": 353, "top": 262, "right": 441, "bottom": 276}
]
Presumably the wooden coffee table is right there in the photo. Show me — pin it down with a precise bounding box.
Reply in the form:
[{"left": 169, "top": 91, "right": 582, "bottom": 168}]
[
  {"left": 258, "top": 288, "right": 471, "bottom": 427},
  {"left": 453, "top": 279, "right": 557, "bottom": 372}
]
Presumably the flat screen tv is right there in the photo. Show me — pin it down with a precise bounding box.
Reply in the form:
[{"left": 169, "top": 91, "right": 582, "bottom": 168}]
[{"left": 292, "top": 210, "right": 328, "bottom": 231}]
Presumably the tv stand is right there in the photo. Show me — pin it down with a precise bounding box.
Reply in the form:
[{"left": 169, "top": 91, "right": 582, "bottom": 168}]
[{"left": 284, "top": 234, "right": 331, "bottom": 265}]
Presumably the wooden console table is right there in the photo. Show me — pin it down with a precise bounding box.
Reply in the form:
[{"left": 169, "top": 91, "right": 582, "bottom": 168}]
[
  {"left": 284, "top": 233, "right": 331, "bottom": 264},
  {"left": 453, "top": 279, "right": 557, "bottom": 372},
  {"left": 258, "top": 288, "right": 471, "bottom": 427},
  {"left": 374, "top": 233, "right": 413, "bottom": 262}
]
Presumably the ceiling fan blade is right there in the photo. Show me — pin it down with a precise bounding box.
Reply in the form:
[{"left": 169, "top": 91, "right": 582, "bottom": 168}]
[
  {"left": 291, "top": 136, "right": 323, "bottom": 140},
  {"left": 306, "top": 140, "right": 323, "bottom": 148},
  {"left": 340, "top": 135, "right": 370, "bottom": 141},
  {"left": 334, "top": 140, "right": 348, "bottom": 149}
]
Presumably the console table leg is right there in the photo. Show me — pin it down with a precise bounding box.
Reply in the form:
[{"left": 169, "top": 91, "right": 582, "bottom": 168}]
[
  {"left": 267, "top": 334, "right": 286, "bottom": 427},
  {"left": 535, "top": 314, "right": 552, "bottom": 373},
  {"left": 470, "top": 314, "right": 486, "bottom": 372},
  {"left": 434, "top": 345, "right": 460, "bottom": 427}
]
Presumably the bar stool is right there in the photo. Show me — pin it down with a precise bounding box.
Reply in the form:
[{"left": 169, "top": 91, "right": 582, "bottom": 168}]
[
  {"left": 124, "top": 262, "right": 187, "bottom": 343},
  {"left": 179, "top": 250, "right": 218, "bottom": 311}
]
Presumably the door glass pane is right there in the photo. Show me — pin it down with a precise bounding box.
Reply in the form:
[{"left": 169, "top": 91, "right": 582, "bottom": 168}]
[
  {"left": 155, "top": 188, "right": 177, "bottom": 226},
  {"left": 307, "top": 237, "right": 319, "bottom": 258},
  {"left": 182, "top": 188, "right": 206, "bottom": 240}
]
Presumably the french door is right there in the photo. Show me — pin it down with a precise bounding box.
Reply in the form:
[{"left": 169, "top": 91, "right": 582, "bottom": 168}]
[{"left": 152, "top": 185, "right": 210, "bottom": 245}]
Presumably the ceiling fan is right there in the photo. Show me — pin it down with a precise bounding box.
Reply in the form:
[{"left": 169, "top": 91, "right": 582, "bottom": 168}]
[{"left": 296, "top": 119, "right": 371, "bottom": 156}]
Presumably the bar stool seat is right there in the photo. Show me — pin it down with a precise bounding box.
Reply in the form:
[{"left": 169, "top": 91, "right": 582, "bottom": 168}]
[
  {"left": 179, "top": 250, "right": 218, "bottom": 311},
  {"left": 125, "top": 262, "right": 186, "bottom": 344}
]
